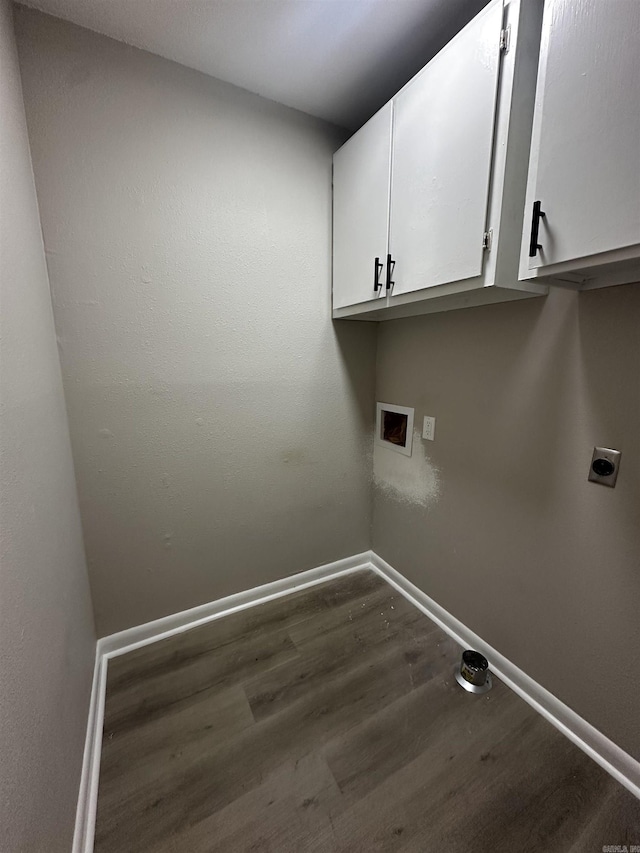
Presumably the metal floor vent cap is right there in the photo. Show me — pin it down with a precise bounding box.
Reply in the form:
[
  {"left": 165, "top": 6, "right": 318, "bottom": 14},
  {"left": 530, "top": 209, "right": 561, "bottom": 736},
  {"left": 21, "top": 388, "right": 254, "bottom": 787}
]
[{"left": 455, "top": 649, "right": 492, "bottom": 694}]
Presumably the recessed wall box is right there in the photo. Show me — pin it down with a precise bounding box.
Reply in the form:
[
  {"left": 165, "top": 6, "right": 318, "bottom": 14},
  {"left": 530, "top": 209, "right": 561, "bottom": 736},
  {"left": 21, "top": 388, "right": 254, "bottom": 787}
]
[{"left": 375, "top": 402, "right": 414, "bottom": 457}]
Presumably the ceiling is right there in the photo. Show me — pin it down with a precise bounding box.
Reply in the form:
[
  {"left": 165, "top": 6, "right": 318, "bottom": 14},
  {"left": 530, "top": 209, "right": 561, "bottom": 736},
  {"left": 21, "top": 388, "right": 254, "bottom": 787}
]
[{"left": 18, "top": 0, "right": 488, "bottom": 130}]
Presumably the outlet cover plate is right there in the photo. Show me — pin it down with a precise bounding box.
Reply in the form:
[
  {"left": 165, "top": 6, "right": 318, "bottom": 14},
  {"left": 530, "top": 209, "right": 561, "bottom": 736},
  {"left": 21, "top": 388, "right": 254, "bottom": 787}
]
[
  {"left": 588, "top": 446, "right": 621, "bottom": 487},
  {"left": 422, "top": 416, "right": 436, "bottom": 441}
]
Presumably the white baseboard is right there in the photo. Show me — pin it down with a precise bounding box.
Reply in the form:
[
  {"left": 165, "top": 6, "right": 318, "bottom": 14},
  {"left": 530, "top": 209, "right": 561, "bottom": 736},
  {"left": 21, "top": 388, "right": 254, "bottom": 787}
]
[
  {"left": 73, "top": 549, "right": 640, "bottom": 852},
  {"left": 368, "top": 551, "right": 640, "bottom": 802},
  {"left": 72, "top": 552, "right": 371, "bottom": 853},
  {"left": 72, "top": 651, "right": 105, "bottom": 853},
  {"left": 99, "top": 551, "right": 372, "bottom": 660}
]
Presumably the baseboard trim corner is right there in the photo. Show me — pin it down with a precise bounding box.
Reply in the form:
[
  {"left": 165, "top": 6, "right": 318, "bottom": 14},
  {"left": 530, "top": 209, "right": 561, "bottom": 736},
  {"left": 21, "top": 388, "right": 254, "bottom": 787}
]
[
  {"left": 73, "top": 548, "right": 640, "bottom": 852},
  {"left": 368, "top": 550, "right": 640, "bottom": 802},
  {"left": 72, "top": 646, "right": 107, "bottom": 853},
  {"left": 72, "top": 551, "right": 372, "bottom": 852}
]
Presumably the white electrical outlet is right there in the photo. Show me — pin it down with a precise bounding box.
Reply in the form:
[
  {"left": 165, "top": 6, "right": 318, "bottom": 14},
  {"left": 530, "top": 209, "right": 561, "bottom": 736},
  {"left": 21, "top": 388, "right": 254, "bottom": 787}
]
[{"left": 422, "top": 416, "right": 436, "bottom": 441}]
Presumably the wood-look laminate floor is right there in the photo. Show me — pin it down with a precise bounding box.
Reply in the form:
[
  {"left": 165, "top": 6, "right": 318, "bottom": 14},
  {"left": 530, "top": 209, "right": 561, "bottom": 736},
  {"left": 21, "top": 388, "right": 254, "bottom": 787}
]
[{"left": 95, "top": 571, "right": 640, "bottom": 852}]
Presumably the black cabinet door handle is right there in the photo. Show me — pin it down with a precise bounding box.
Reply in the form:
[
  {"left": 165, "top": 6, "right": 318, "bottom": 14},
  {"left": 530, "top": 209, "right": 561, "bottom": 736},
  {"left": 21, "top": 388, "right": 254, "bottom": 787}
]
[
  {"left": 529, "top": 200, "right": 546, "bottom": 257},
  {"left": 386, "top": 253, "right": 395, "bottom": 290},
  {"left": 373, "top": 257, "right": 384, "bottom": 291}
]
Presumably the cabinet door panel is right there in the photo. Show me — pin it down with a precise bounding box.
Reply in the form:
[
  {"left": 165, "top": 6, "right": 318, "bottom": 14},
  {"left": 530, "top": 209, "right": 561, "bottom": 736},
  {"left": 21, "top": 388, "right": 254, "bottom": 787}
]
[
  {"left": 333, "top": 103, "right": 392, "bottom": 309},
  {"left": 527, "top": 0, "right": 640, "bottom": 270},
  {"left": 389, "top": 0, "right": 503, "bottom": 296}
]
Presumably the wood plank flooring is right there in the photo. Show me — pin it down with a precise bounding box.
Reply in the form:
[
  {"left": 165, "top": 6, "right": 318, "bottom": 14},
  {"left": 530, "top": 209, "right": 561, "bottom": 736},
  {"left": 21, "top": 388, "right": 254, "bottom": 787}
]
[{"left": 95, "top": 570, "right": 640, "bottom": 852}]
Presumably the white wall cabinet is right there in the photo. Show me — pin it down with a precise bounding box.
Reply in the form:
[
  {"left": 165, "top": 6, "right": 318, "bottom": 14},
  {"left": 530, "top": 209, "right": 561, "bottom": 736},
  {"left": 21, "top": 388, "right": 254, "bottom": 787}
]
[
  {"left": 333, "top": 0, "right": 546, "bottom": 321},
  {"left": 332, "top": 103, "right": 392, "bottom": 310},
  {"left": 520, "top": 0, "right": 640, "bottom": 290},
  {"left": 389, "top": 0, "right": 502, "bottom": 297}
]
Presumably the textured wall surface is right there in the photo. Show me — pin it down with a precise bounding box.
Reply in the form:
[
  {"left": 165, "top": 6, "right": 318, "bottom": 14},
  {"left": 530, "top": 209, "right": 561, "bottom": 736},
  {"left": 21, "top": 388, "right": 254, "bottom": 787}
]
[
  {"left": 15, "top": 8, "right": 376, "bottom": 636},
  {"left": 0, "top": 1, "right": 96, "bottom": 849},
  {"left": 373, "top": 285, "right": 640, "bottom": 759}
]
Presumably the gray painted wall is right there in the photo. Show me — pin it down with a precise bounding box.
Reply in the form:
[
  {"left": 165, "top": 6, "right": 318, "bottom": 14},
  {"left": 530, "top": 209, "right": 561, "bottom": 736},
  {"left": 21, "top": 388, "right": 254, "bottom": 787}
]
[
  {"left": 15, "top": 8, "right": 376, "bottom": 637},
  {"left": 0, "top": 1, "right": 96, "bottom": 849},
  {"left": 373, "top": 285, "right": 640, "bottom": 760}
]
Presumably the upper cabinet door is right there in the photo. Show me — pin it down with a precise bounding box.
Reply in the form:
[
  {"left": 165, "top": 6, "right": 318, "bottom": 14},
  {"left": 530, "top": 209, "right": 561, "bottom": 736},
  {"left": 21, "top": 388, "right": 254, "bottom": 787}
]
[
  {"left": 525, "top": 0, "right": 640, "bottom": 271},
  {"left": 389, "top": 0, "right": 503, "bottom": 297},
  {"left": 332, "top": 103, "right": 392, "bottom": 310}
]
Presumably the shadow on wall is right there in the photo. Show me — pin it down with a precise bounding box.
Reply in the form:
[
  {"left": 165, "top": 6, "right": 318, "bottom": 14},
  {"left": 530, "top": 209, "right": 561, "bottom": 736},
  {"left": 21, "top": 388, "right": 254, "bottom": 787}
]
[
  {"left": 486, "top": 287, "right": 579, "bottom": 511},
  {"left": 371, "top": 281, "right": 640, "bottom": 760},
  {"left": 370, "top": 287, "right": 639, "bottom": 515},
  {"left": 578, "top": 285, "right": 640, "bottom": 549},
  {"left": 370, "top": 284, "right": 640, "bottom": 540},
  {"left": 333, "top": 319, "right": 378, "bottom": 437},
  {"left": 371, "top": 290, "right": 577, "bottom": 513}
]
